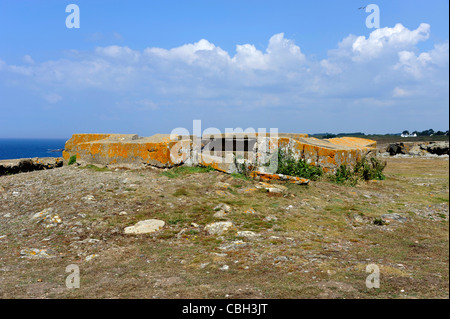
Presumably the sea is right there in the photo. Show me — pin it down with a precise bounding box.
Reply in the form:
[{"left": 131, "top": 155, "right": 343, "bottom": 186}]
[{"left": 0, "top": 138, "right": 68, "bottom": 160}]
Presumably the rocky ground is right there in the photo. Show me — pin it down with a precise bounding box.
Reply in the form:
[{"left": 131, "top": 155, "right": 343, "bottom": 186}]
[
  {"left": 379, "top": 141, "right": 449, "bottom": 158},
  {"left": 0, "top": 157, "right": 448, "bottom": 299}
]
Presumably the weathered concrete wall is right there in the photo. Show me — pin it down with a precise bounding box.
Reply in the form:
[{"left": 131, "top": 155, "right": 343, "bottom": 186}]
[
  {"left": 63, "top": 134, "right": 193, "bottom": 168},
  {"left": 63, "top": 133, "right": 376, "bottom": 173}
]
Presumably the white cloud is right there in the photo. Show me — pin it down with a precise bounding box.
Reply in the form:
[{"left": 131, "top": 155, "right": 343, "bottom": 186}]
[
  {"left": 42, "top": 93, "right": 62, "bottom": 103},
  {"left": 393, "top": 87, "right": 411, "bottom": 97},
  {"left": 0, "top": 24, "right": 447, "bottom": 132},
  {"left": 95, "top": 45, "right": 140, "bottom": 61},
  {"left": 351, "top": 23, "right": 430, "bottom": 61},
  {"left": 23, "top": 55, "right": 35, "bottom": 64}
]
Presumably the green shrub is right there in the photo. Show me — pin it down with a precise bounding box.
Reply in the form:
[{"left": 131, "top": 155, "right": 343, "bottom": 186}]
[
  {"left": 331, "top": 156, "right": 387, "bottom": 186},
  {"left": 68, "top": 155, "right": 77, "bottom": 166},
  {"left": 276, "top": 150, "right": 323, "bottom": 181},
  {"left": 354, "top": 156, "right": 387, "bottom": 181},
  {"left": 332, "top": 164, "right": 359, "bottom": 186}
]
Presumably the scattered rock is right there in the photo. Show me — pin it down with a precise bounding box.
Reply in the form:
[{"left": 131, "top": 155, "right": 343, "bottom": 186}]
[
  {"left": 85, "top": 254, "right": 98, "bottom": 262},
  {"left": 386, "top": 141, "right": 449, "bottom": 157},
  {"left": 264, "top": 215, "right": 278, "bottom": 222},
  {"left": 215, "top": 182, "right": 231, "bottom": 189},
  {"left": 236, "top": 231, "right": 259, "bottom": 239},
  {"left": 0, "top": 157, "right": 63, "bottom": 176},
  {"left": 176, "top": 228, "right": 187, "bottom": 239},
  {"left": 214, "top": 203, "right": 231, "bottom": 213},
  {"left": 220, "top": 240, "right": 247, "bottom": 250},
  {"left": 81, "top": 195, "right": 95, "bottom": 203},
  {"left": 119, "top": 211, "right": 128, "bottom": 216},
  {"left": 124, "top": 219, "right": 165, "bottom": 234},
  {"left": 213, "top": 210, "right": 227, "bottom": 218},
  {"left": 204, "top": 221, "right": 233, "bottom": 235},
  {"left": 32, "top": 208, "right": 62, "bottom": 228},
  {"left": 381, "top": 213, "right": 408, "bottom": 223},
  {"left": 243, "top": 208, "right": 257, "bottom": 214},
  {"left": 20, "top": 248, "right": 55, "bottom": 259},
  {"left": 219, "top": 265, "right": 229, "bottom": 271}
]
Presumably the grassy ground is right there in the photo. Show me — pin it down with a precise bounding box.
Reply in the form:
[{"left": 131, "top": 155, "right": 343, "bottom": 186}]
[{"left": 0, "top": 157, "right": 448, "bottom": 299}]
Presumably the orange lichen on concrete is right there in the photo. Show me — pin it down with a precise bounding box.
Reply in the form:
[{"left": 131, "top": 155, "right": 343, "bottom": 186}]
[
  {"left": 63, "top": 132, "right": 377, "bottom": 174},
  {"left": 250, "top": 171, "right": 310, "bottom": 185},
  {"left": 326, "top": 137, "right": 377, "bottom": 149},
  {"left": 62, "top": 134, "right": 183, "bottom": 168},
  {"left": 62, "top": 134, "right": 113, "bottom": 161}
]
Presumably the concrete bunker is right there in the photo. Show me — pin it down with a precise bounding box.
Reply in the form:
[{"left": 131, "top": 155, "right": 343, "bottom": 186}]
[{"left": 62, "top": 133, "right": 377, "bottom": 174}]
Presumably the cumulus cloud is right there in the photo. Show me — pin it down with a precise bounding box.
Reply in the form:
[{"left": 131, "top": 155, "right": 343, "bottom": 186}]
[
  {"left": 0, "top": 24, "right": 448, "bottom": 134},
  {"left": 351, "top": 23, "right": 430, "bottom": 61}
]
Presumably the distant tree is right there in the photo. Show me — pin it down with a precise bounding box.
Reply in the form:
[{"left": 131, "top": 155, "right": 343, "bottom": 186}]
[
  {"left": 418, "top": 129, "right": 435, "bottom": 136},
  {"left": 402, "top": 130, "right": 410, "bottom": 135},
  {"left": 435, "top": 131, "right": 445, "bottom": 136}
]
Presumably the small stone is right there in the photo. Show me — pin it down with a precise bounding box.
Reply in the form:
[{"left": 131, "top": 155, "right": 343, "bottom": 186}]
[
  {"left": 85, "top": 254, "right": 98, "bottom": 262},
  {"left": 4, "top": 213, "right": 11, "bottom": 218},
  {"left": 213, "top": 210, "right": 227, "bottom": 218},
  {"left": 124, "top": 219, "right": 165, "bottom": 235},
  {"left": 20, "top": 248, "right": 55, "bottom": 259},
  {"left": 119, "top": 211, "right": 128, "bottom": 216},
  {"left": 200, "top": 262, "right": 210, "bottom": 269},
  {"left": 243, "top": 208, "right": 257, "bottom": 214},
  {"left": 204, "top": 221, "right": 233, "bottom": 235},
  {"left": 214, "top": 203, "right": 231, "bottom": 213},
  {"left": 176, "top": 228, "right": 187, "bottom": 239},
  {"left": 236, "top": 231, "right": 259, "bottom": 239},
  {"left": 191, "top": 222, "right": 199, "bottom": 228},
  {"left": 81, "top": 195, "right": 95, "bottom": 202},
  {"left": 381, "top": 213, "right": 408, "bottom": 223},
  {"left": 219, "top": 240, "right": 247, "bottom": 250},
  {"left": 32, "top": 208, "right": 54, "bottom": 219},
  {"left": 219, "top": 265, "right": 229, "bottom": 271},
  {"left": 215, "top": 182, "right": 231, "bottom": 189},
  {"left": 264, "top": 215, "right": 278, "bottom": 222}
]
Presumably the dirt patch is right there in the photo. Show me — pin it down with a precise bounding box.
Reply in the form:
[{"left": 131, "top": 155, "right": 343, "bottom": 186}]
[{"left": 0, "top": 157, "right": 448, "bottom": 298}]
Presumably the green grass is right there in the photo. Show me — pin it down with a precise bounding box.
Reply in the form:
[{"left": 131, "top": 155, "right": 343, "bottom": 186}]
[
  {"left": 230, "top": 173, "right": 251, "bottom": 181},
  {"left": 79, "top": 164, "right": 110, "bottom": 172},
  {"left": 160, "top": 165, "right": 214, "bottom": 179},
  {"left": 172, "top": 188, "right": 189, "bottom": 197},
  {"left": 68, "top": 155, "right": 77, "bottom": 166}
]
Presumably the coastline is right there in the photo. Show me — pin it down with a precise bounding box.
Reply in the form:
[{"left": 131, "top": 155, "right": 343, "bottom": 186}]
[{"left": 0, "top": 157, "right": 63, "bottom": 176}]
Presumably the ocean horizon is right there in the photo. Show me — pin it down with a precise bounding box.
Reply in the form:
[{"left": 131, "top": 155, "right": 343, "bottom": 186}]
[{"left": 0, "top": 138, "right": 68, "bottom": 160}]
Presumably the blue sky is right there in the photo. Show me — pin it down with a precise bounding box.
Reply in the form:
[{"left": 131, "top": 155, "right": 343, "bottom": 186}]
[{"left": 0, "top": 0, "right": 448, "bottom": 138}]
